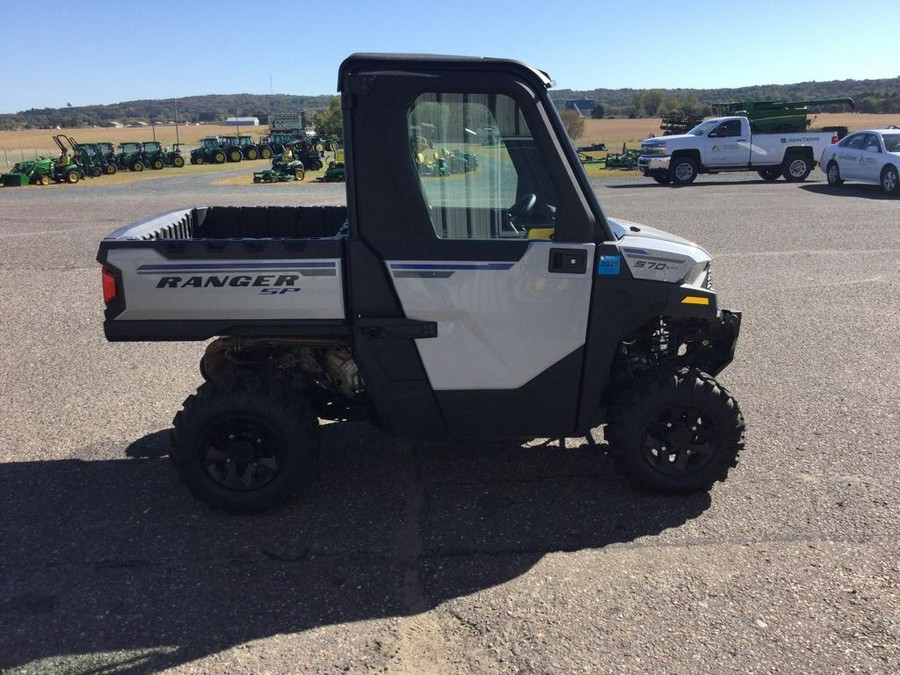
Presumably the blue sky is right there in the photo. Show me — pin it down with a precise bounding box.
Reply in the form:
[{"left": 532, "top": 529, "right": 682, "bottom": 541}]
[{"left": 1, "top": 0, "right": 897, "bottom": 114}]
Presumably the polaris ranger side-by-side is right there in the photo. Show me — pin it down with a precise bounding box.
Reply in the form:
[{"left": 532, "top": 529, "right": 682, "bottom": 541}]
[{"left": 98, "top": 54, "right": 745, "bottom": 512}]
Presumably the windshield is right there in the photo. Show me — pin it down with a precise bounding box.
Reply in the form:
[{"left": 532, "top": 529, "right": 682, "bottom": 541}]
[{"left": 687, "top": 119, "right": 722, "bottom": 136}]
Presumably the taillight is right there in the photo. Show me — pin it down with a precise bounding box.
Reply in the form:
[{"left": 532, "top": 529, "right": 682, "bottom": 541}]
[
  {"left": 831, "top": 134, "right": 839, "bottom": 144},
  {"left": 102, "top": 266, "right": 118, "bottom": 305}
]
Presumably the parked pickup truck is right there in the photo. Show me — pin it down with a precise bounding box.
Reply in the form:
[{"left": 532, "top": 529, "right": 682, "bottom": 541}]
[
  {"left": 638, "top": 116, "right": 840, "bottom": 185},
  {"left": 98, "top": 54, "right": 745, "bottom": 513}
]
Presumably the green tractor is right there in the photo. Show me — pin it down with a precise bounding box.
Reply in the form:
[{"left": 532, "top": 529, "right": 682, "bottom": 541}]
[
  {"left": 219, "top": 135, "right": 265, "bottom": 161},
  {"left": 115, "top": 142, "right": 155, "bottom": 171},
  {"left": 95, "top": 142, "right": 118, "bottom": 169},
  {"left": 190, "top": 137, "right": 227, "bottom": 165},
  {"left": 142, "top": 141, "right": 185, "bottom": 169},
  {"left": 66, "top": 136, "right": 115, "bottom": 177},
  {"left": 2, "top": 153, "right": 83, "bottom": 187}
]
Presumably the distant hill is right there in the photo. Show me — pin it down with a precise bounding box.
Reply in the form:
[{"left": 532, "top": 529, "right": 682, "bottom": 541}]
[
  {"left": 0, "top": 94, "right": 337, "bottom": 131},
  {"left": 550, "top": 76, "right": 900, "bottom": 118},
  {"left": 1, "top": 76, "right": 897, "bottom": 130}
]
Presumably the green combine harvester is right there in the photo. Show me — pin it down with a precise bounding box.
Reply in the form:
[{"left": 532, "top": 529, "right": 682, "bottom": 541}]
[{"left": 710, "top": 98, "right": 855, "bottom": 133}]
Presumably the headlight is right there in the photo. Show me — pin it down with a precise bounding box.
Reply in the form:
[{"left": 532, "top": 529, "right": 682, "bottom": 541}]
[{"left": 641, "top": 144, "right": 668, "bottom": 156}]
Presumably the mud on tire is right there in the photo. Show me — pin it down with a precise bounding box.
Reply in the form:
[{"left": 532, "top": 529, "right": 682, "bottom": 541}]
[
  {"left": 171, "top": 373, "right": 319, "bottom": 512},
  {"left": 606, "top": 367, "right": 745, "bottom": 493}
]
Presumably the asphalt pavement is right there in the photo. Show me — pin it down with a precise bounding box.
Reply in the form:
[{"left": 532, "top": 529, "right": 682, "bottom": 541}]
[{"left": 0, "top": 166, "right": 897, "bottom": 674}]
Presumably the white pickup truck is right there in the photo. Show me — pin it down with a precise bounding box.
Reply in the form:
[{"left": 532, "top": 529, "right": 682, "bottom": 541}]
[{"left": 638, "top": 116, "right": 840, "bottom": 185}]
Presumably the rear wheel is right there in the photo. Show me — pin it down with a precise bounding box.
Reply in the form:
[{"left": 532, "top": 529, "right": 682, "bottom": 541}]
[
  {"left": 309, "top": 159, "right": 322, "bottom": 171},
  {"left": 65, "top": 170, "right": 79, "bottom": 183},
  {"left": 757, "top": 167, "right": 781, "bottom": 181},
  {"left": 171, "top": 374, "right": 319, "bottom": 513},
  {"left": 606, "top": 367, "right": 745, "bottom": 492},
  {"left": 669, "top": 156, "right": 698, "bottom": 185},
  {"left": 151, "top": 159, "right": 164, "bottom": 170},
  {"left": 826, "top": 161, "right": 843, "bottom": 187},
  {"left": 91, "top": 167, "right": 102, "bottom": 177},
  {"left": 106, "top": 164, "right": 117, "bottom": 175},
  {"left": 782, "top": 153, "right": 811, "bottom": 182},
  {"left": 880, "top": 165, "right": 899, "bottom": 195},
  {"left": 294, "top": 168, "right": 305, "bottom": 180}
]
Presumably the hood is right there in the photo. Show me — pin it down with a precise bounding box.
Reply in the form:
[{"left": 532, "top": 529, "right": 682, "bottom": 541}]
[
  {"left": 642, "top": 134, "right": 693, "bottom": 146},
  {"left": 608, "top": 217, "right": 706, "bottom": 251}
]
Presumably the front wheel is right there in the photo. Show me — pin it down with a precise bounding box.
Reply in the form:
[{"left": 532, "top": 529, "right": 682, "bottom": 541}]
[
  {"left": 669, "top": 156, "right": 698, "bottom": 185},
  {"left": 228, "top": 149, "right": 242, "bottom": 163},
  {"left": 245, "top": 148, "right": 259, "bottom": 160},
  {"left": 294, "top": 168, "right": 305, "bottom": 181},
  {"left": 213, "top": 151, "right": 226, "bottom": 164},
  {"left": 151, "top": 159, "right": 164, "bottom": 170},
  {"left": 172, "top": 155, "right": 185, "bottom": 168},
  {"left": 757, "top": 167, "right": 781, "bottom": 182},
  {"left": 606, "top": 367, "right": 745, "bottom": 492},
  {"left": 171, "top": 374, "right": 320, "bottom": 513},
  {"left": 131, "top": 160, "right": 144, "bottom": 172},
  {"left": 106, "top": 164, "right": 117, "bottom": 175},
  {"left": 260, "top": 146, "right": 273, "bottom": 159},
  {"left": 782, "top": 154, "right": 811, "bottom": 182},
  {"left": 826, "top": 161, "right": 843, "bottom": 187},
  {"left": 65, "top": 170, "right": 79, "bottom": 183},
  {"left": 880, "top": 165, "right": 899, "bottom": 195}
]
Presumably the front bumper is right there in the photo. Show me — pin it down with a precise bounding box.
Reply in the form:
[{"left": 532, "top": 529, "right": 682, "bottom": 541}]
[{"left": 638, "top": 155, "right": 671, "bottom": 177}]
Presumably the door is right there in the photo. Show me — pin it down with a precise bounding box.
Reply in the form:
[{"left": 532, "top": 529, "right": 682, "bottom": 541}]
[
  {"left": 833, "top": 132, "right": 867, "bottom": 180},
  {"left": 340, "top": 58, "right": 602, "bottom": 437},
  {"left": 858, "top": 133, "right": 884, "bottom": 182},
  {"left": 703, "top": 119, "right": 751, "bottom": 167}
]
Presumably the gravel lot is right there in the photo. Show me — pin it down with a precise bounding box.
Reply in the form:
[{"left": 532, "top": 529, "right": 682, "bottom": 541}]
[{"left": 1, "top": 166, "right": 898, "bottom": 674}]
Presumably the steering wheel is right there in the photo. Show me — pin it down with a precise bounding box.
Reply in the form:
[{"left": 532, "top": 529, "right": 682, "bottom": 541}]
[{"left": 508, "top": 193, "right": 537, "bottom": 227}]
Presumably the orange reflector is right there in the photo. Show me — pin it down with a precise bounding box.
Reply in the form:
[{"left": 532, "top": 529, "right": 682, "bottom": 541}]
[
  {"left": 102, "top": 267, "right": 118, "bottom": 305},
  {"left": 681, "top": 296, "right": 709, "bottom": 306}
]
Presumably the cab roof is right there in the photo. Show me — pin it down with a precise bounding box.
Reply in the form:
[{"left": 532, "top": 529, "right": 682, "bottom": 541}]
[{"left": 338, "top": 53, "right": 555, "bottom": 91}]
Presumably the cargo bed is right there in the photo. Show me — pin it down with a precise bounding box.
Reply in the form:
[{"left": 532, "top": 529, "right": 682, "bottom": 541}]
[{"left": 98, "top": 206, "right": 350, "bottom": 341}]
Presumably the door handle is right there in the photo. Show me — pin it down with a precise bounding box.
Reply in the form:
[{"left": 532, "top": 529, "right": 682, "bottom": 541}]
[{"left": 548, "top": 248, "right": 587, "bottom": 274}]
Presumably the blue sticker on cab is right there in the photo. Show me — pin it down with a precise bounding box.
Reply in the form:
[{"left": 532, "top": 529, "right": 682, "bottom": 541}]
[{"left": 598, "top": 255, "right": 621, "bottom": 275}]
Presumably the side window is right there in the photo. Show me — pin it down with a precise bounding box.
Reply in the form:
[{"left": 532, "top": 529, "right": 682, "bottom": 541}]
[
  {"left": 711, "top": 120, "right": 740, "bottom": 137},
  {"left": 843, "top": 134, "right": 867, "bottom": 150},
  {"left": 408, "top": 92, "right": 558, "bottom": 240}
]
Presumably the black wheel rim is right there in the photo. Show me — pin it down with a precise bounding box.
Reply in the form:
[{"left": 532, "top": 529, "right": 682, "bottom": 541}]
[
  {"left": 642, "top": 405, "right": 718, "bottom": 476},
  {"left": 199, "top": 415, "right": 283, "bottom": 491}
]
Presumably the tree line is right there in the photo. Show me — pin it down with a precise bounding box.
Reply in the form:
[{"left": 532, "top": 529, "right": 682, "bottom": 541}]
[
  {"left": 550, "top": 76, "right": 900, "bottom": 119},
  {"left": 1, "top": 75, "right": 897, "bottom": 132},
  {"left": 0, "top": 93, "right": 337, "bottom": 132}
]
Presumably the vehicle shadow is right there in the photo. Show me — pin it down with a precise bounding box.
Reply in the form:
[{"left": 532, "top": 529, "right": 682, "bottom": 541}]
[
  {"left": 0, "top": 423, "right": 711, "bottom": 673},
  {"left": 601, "top": 178, "right": 797, "bottom": 189},
  {"left": 799, "top": 183, "right": 898, "bottom": 200}
]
